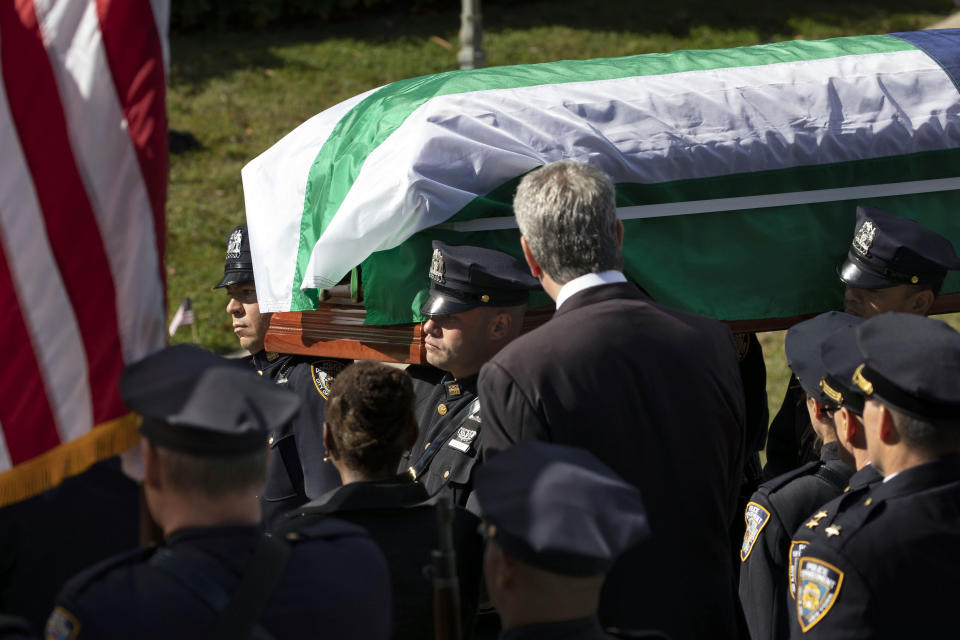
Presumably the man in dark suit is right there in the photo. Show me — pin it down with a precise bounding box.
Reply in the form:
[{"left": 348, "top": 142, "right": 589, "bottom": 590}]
[
  {"left": 478, "top": 161, "right": 747, "bottom": 640},
  {"left": 789, "top": 313, "right": 960, "bottom": 639}
]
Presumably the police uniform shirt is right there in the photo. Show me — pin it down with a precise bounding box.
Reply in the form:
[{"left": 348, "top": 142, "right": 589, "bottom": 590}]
[
  {"left": 738, "top": 442, "right": 853, "bottom": 640},
  {"left": 788, "top": 454, "right": 960, "bottom": 639},
  {"left": 399, "top": 365, "right": 482, "bottom": 507},
  {"left": 282, "top": 477, "right": 483, "bottom": 640},
  {"left": 499, "top": 617, "right": 619, "bottom": 640},
  {"left": 45, "top": 520, "right": 392, "bottom": 640},
  {"left": 250, "top": 350, "right": 347, "bottom": 528}
]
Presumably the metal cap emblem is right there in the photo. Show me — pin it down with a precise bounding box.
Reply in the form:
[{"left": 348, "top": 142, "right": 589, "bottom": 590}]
[
  {"left": 851, "top": 220, "right": 876, "bottom": 255},
  {"left": 226, "top": 228, "right": 243, "bottom": 258},
  {"left": 429, "top": 248, "right": 445, "bottom": 283}
]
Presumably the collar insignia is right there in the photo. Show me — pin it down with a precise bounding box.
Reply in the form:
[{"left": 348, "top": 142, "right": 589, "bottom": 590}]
[
  {"left": 852, "top": 220, "right": 876, "bottom": 255},
  {"left": 429, "top": 248, "right": 445, "bottom": 283},
  {"left": 447, "top": 383, "right": 461, "bottom": 396},
  {"left": 797, "top": 558, "right": 844, "bottom": 632},
  {"left": 227, "top": 228, "right": 243, "bottom": 258},
  {"left": 740, "top": 502, "right": 771, "bottom": 562},
  {"left": 825, "top": 525, "right": 842, "bottom": 537}
]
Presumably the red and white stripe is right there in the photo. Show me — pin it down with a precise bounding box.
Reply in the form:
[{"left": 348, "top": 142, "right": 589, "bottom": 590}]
[{"left": 0, "top": 0, "right": 166, "bottom": 470}]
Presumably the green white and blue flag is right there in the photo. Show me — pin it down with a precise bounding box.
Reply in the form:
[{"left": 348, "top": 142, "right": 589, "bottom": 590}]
[{"left": 243, "top": 30, "right": 960, "bottom": 325}]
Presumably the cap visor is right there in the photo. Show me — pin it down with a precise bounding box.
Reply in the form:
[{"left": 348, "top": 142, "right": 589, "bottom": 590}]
[
  {"left": 836, "top": 256, "right": 895, "bottom": 290},
  {"left": 213, "top": 271, "right": 254, "bottom": 290},
  {"left": 420, "top": 291, "right": 478, "bottom": 316}
]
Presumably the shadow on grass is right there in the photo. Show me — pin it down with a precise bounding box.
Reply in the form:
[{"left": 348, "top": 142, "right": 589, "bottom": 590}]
[{"left": 170, "top": 0, "right": 952, "bottom": 89}]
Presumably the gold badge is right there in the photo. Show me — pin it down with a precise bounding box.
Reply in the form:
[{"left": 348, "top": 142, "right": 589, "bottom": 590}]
[
  {"left": 740, "top": 502, "right": 771, "bottom": 562},
  {"left": 797, "top": 558, "right": 844, "bottom": 632},
  {"left": 437, "top": 403, "right": 448, "bottom": 416}
]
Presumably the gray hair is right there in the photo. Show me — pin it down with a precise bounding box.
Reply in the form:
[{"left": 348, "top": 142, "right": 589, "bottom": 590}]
[{"left": 513, "top": 161, "right": 622, "bottom": 284}]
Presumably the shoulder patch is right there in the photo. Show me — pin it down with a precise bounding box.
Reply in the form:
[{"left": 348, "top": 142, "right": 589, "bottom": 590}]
[
  {"left": 46, "top": 606, "right": 81, "bottom": 640},
  {"left": 310, "top": 360, "right": 347, "bottom": 399},
  {"left": 788, "top": 539, "right": 809, "bottom": 599},
  {"left": 796, "top": 557, "right": 844, "bottom": 632},
  {"left": 740, "top": 501, "right": 771, "bottom": 562}
]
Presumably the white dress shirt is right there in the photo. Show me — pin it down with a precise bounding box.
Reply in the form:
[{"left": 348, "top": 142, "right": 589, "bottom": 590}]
[{"left": 555, "top": 270, "right": 628, "bottom": 311}]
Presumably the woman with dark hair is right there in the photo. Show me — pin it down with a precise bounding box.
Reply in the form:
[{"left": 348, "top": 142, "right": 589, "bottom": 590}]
[{"left": 278, "top": 361, "right": 482, "bottom": 640}]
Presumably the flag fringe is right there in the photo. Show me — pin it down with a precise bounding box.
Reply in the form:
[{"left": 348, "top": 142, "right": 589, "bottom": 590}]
[{"left": 0, "top": 413, "right": 140, "bottom": 508}]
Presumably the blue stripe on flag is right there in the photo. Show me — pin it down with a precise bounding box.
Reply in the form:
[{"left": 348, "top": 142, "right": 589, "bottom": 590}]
[{"left": 888, "top": 29, "right": 960, "bottom": 93}]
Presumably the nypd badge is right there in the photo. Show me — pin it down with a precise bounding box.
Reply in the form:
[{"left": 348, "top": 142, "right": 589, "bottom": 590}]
[
  {"left": 46, "top": 606, "right": 81, "bottom": 640},
  {"left": 311, "top": 360, "right": 347, "bottom": 399},
  {"left": 788, "top": 540, "right": 809, "bottom": 599},
  {"left": 852, "top": 220, "right": 876, "bottom": 255},
  {"left": 740, "top": 501, "right": 771, "bottom": 562},
  {"left": 226, "top": 228, "right": 243, "bottom": 258},
  {"left": 429, "top": 248, "right": 445, "bottom": 283},
  {"left": 797, "top": 557, "right": 844, "bottom": 632}
]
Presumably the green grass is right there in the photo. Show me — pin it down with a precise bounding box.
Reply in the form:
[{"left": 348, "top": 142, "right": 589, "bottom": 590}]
[{"left": 166, "top": 0, "right": 958, "bottom": 419}]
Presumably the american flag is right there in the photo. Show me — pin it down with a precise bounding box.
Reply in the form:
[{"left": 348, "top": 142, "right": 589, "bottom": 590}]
[
  {"left": 0, "top": 0, "right": 168, "bottom": 505},
  {"left": 168, "top": 297, "right": 195, "bottom": 337}
]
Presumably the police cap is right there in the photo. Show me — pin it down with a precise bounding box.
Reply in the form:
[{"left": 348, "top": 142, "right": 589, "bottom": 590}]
[
  {"left": 785, "top": 311, "right": 862, "bottom": 406},
  {"left": 473, "top": 441, "right": 650, "bottom": 577},
  {"left": 819, "top": 324, "right": 867, "bottom": 415},
  {"left": 421, "top": 241, "right": 540, "bottom": 316},
  {"left": 213, "top": 225, "right": 254, "bottom": 289},
  {"left": 837, "top": 206, "right": 960, "bottom": 290},
  {"left": 852, "top": 313, "right": 960, "bottom": 423},
  {"left": 120, "top": 344, "right": 300, "bottom": 456}
]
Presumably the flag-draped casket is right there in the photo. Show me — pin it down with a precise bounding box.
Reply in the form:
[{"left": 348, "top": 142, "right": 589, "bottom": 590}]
[
  {"left": 0, "top": 0, "right": 168, "bottom": 504},
  {"left": 243, "top": 30, "right": 960, "bottom": 358}
]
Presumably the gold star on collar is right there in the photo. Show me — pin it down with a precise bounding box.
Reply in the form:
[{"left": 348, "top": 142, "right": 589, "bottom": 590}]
[
  {"left": 825, "top": 525, "right": 842, "bottom": 537},
  {"left": 804, "top": 511, "right": 829, "bottom": 529}
]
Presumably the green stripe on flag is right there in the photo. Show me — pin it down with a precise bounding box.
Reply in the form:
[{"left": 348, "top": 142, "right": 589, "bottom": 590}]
[
  {"left": 291, "top": 34, "right": 915, "bottom": 309},
  {"left": 362, "top": 189, "right": 960, "bottom": 326}
]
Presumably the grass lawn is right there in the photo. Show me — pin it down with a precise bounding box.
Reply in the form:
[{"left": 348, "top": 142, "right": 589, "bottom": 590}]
[{"left": 166, "top": 0, "right": 958, "bottom": 421}]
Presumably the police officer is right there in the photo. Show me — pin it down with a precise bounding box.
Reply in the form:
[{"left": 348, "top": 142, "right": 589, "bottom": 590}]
[
  {"left": 818, "top": 325, "right": 883, "bottom": 493},
  {"left": 789, "top": 313, "right": 960, "bottom": 639},
  {"left": 474, "top": 441, "right": 665, "bottom": 640},
  {"left": 45, "top": 345, "right": 392, "bottom": 640},
  {"left": 214, "top": 225, "right": 347, "bottom": 527},
  {"left": 739, "top": 312, "right": 859, "bottom": 640},
  {"left": 764, "top": 206, "right": 960, "bottom": 479},
  {"left": 399, "top": 241, "right": 539, "bottom": 506}
]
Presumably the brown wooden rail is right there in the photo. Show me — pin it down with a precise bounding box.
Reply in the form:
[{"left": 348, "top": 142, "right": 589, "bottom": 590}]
[{"left": 265, "top": 291, "right": 960, "bottom": 363}]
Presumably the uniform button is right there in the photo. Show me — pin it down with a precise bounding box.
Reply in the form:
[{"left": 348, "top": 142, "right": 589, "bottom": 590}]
[
  {"left": 437, "top": 404, "right": 448, "bottom": 416},
  {"left": 443, "top": 470, "right": 450, "bottom": 479},
  {"left": 268, "top": 436, "right": 275, "bottom": 445},
  {"left": 286, "top": 532, "right": 301, "bottom": 541},
  {"left": 864, "top": 498, "right": 872, "bottom": 506}
]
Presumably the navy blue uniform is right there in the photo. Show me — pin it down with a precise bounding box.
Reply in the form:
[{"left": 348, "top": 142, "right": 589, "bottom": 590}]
[
  {"left": 250, "top": 350, "right": 347, "bottom": 527},
  {"left": 738, "top": 443, "right": 853, "bottom": 640},
  {"left": 283, "top": 477, "right": 483, "bottom": 640},
  {"left": 789, "top": 454, "right": 960, "bottom": 639},
  {"left": 479, "top": 283, "right": 746, "bottom": 640},
  {"left": 46, "top": 520, "right": 392, "bottom": 640},
  {"left": 399, "top": 365, "right": 481, "bottom": 506},
  {"left": 499, "top": 617, "right": 617, "bottom": 640}
]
